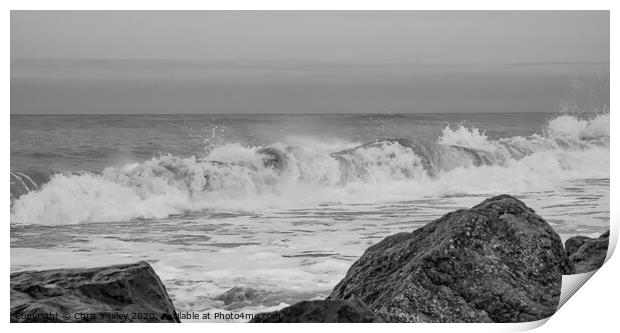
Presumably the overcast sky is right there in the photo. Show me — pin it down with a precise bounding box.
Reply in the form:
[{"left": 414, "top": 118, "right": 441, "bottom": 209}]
[
  {"left": 11, "top": 11, "right": 609, "bottom": 64},
  {"left": 10, "top": 11, "right": 610, "bottom": 114}
]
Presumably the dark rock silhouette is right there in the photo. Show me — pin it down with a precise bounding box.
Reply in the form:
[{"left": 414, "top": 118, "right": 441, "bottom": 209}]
[
  {"left": 249, "top": 299, "right": 382, "bottom": 323},
  {"left": 565, "top": 230, "right": 609, "bottom": 274},
  {"left": 10, "top": 261, "right": 180, "bottom": 323},
  {"left": 328, "top": 194, "right": 567, "bottom": 322}
]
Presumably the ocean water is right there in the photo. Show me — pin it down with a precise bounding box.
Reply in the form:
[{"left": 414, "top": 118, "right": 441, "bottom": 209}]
[{"left": 10, "top": 112, "right": 609, "bottom": 320}]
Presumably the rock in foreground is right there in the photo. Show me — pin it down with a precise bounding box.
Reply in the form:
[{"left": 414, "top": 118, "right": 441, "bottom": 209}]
[
  {"left": 329, "top": 195, "right": 567, "bottom": 323},
  {"left": 565, "top": 230, "right": 609, "bottom": 274},
  {"left": 250, "top": 299, "right": 382, "bottom": 323},
  {"left": 11, "top": 261, "right": 179, "bottom": 323}
]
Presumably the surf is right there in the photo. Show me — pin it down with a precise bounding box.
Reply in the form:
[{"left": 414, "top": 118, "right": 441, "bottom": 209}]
[{"left": 10, "top": 113, "right": 610, "bottom": 225}]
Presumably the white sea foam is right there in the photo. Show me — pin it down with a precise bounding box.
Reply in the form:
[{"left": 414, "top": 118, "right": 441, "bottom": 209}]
[
  {"left": 10, "top": 114, "right": 610, "bottom": 225},
  {"left": 544, "top": 113, "right": 610, "bottom": 141}
]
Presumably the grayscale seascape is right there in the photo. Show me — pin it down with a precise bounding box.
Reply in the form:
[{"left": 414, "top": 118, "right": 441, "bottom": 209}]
[{"left": 10, "top": 11, "right": 610, "bottom": 323}]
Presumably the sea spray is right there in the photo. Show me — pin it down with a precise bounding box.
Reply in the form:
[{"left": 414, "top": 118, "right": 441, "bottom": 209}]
[{"left": 10, "top": 113, "right": 610, "bottom": 225}]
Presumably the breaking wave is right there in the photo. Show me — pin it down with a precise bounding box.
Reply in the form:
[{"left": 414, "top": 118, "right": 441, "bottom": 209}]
[{"left": 10, "top": 114, "right": 609, "bottom": 225}]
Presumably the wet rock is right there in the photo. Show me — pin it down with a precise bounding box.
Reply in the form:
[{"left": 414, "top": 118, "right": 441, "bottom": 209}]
[
  {"left": 217, "top": 287, "right": 260, "bottom": 305},
  {"left": 565, "top": 236, "right": 592, "bottom": 257},
  {"left": 565, "top": 230, "right": 609, "bottom": 274},
  {"left": 216, "top": 287, "right": 321, "bottom": 311},
  {"left": 216, "top": 287, "right": 264, "bottom": 310},
  {"left": 329, "top": 194, "right": 567, "bottom": 323},
  {"left": 10, "top": 261, "right": 180, "bottom": 323},
  {"left": 250, "top": 299, "right": 382, "bottom": 323}
]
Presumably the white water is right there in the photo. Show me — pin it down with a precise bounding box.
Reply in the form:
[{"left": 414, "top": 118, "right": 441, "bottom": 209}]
[
  {"left": 11, "top": 114, "right": 609, "bottom": 225},
  {"left": 10, "top": 113, "right": 609, "bottom": 321}
]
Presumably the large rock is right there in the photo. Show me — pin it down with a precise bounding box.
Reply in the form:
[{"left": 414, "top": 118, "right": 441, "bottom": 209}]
[
  {"left": 10, "top": 261, "right": 180, "bottom": 323},
  {"left": 328, "top": 194, "right": 567, "bottom": 323},
  {"left": 250, "top": 299, "right": 382, "bottom": 323},
  {"left": 565, "top": 230, "right": 609, "bottom": 274}
]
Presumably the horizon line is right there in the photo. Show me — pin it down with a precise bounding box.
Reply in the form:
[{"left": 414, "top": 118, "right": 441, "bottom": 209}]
[
  {"left": 10, "top": 57, "right": 611, "bottom": 67},
  {"left": 10, "top": 111, "right": 567, "bottom": 116}
]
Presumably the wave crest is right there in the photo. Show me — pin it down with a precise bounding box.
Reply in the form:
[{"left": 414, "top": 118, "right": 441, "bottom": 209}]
[{"left": 11, "top": 114, "right": 609, "bottom": 225}]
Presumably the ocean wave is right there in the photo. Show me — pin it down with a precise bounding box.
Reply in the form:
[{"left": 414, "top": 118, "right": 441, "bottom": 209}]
[
  {"left": 10, "top": 168, "right": 54, "bottom": 201},
  {"left": 10, "top": 113, "right": 609, "bottom": 225}
]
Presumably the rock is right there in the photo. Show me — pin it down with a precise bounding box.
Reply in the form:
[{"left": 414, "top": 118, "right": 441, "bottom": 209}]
[
  {"left": 10, "top": 261, "right": 180, "bottom": 323},
  {"left": 565, "top": 230, "right": 609, "bottom": 274},
  {"left": 215, "top": 287, "right": 325, "bottom": 311},
  {"left": 249, "top": 299, "right": 382, "bottom": 323},
  {"left": 217, "top": 287, "right": 260, "bottom": 305},
  {"left": 564, "top": 236, "right": 592, "bottom": 257},
  {"left": 328, "top": 194, "right": 567, "bottom": 323},
  {"left": 216, "top": 287, "right": 262, "bottom": 310}
]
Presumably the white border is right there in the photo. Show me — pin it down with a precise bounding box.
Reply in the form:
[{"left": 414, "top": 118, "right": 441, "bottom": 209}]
[{"left": 2, "top": 2, "right": 616, "bottom": 333}]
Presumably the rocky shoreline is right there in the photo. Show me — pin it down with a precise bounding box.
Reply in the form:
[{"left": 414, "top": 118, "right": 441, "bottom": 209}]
[{"left": 10, "top": 195, "right": 610, "bottom": 323}]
